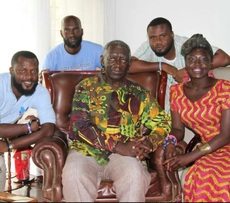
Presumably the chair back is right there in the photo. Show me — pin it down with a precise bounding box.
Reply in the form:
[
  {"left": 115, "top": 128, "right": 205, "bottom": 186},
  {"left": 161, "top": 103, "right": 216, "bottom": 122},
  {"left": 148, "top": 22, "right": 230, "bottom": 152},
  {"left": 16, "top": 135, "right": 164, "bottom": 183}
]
[{"left": 42, "top": 70, "right": 167, "bottom": 134}]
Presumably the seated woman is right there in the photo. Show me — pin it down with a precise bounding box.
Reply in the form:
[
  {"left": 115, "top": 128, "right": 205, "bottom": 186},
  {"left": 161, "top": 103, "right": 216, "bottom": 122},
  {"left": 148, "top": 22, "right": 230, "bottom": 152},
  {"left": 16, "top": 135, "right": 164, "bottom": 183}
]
[{"left": 163, "top": 34, "right": 230, "bottom": 202}]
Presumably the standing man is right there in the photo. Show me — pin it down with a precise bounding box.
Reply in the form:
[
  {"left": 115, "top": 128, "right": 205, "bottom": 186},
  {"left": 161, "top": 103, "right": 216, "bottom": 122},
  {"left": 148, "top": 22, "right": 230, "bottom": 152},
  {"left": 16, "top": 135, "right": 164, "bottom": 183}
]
[
  {"left": 62, "top": 40, "right": 171, "bottom": 202},
  {"left": 129, "top": 17, "right": 230, "bottom": 112},
  {"left": 42, "top": 15, "right": 103, "bottom": 71},
  {"left": 0, "top": 51, "right": 56, "bottom": 191}
]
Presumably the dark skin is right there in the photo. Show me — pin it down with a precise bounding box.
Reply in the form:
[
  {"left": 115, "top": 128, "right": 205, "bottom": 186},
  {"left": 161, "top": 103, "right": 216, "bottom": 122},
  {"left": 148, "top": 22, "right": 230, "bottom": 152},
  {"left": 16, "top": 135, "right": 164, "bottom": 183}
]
[
  {"left": 129, "top": 24, "right": 230, "bottom": 83},
  {"left": 100, "top": 43, "right": 153, "bottom": 161},
  {"left": 163, "top": 48, "right": 230, "bottom": 171},
  {"left": 0, "top": 56, "right": 55, "bottom": 153},
  {"left": 60, "top": 15, "right": 83, "bottom": 55},
  {"left": 40, "top": 16, "right": 84, "bottom": 79}
]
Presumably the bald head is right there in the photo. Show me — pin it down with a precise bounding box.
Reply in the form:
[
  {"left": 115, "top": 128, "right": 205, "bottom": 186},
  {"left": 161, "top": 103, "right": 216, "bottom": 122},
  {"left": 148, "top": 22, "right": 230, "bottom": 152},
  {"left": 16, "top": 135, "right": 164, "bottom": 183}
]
[{"left": 61, "top": 15, "right": 82, "bottom": 30}]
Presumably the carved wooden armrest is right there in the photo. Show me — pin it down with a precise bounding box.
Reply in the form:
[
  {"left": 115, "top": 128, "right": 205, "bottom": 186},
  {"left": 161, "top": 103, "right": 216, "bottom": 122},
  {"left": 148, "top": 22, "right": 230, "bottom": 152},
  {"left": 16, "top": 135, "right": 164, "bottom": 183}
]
[
  {"left": 148, "top": 141, "right": 187, "bottom": 201},
  {"left": 32, "top": 129, "right": 68, "bottom": 202}
]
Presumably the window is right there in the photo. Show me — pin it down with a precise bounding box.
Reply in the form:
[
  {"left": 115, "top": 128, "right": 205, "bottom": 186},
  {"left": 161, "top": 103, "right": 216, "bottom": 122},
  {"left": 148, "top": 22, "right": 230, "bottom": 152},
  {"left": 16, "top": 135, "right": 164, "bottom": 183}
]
[{"left": 0, "top": 0, "right": 105, "bottom": 73}]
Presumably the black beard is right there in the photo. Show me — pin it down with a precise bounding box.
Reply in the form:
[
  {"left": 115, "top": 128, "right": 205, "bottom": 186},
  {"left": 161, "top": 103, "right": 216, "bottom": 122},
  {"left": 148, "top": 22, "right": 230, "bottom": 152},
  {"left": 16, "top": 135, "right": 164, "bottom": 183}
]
[
  {"left": 12, "top": 76, "right": 38, "bottom": 96},
  {"left": 154, "top": 40, "right": 174, "bottom": 57},
  {"left": 64, "top": 36, "right": 82, "bottom": 49}
]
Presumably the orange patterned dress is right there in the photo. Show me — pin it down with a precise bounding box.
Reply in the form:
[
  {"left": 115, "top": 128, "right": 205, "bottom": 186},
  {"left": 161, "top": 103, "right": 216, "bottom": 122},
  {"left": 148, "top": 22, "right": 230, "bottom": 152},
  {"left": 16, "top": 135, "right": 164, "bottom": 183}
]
[{"left": 170, "top": 79, "right": 230, "bottom": 202}]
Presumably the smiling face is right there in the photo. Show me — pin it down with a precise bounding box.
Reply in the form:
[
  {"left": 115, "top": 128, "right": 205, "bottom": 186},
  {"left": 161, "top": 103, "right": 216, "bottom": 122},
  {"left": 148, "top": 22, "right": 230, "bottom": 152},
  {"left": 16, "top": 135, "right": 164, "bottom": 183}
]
[
  {"left": 185, "top": 48, "right": 212, "bottom": 79},
  {"left": 10, "top": 56, "right": 39, "bottom": 97}
]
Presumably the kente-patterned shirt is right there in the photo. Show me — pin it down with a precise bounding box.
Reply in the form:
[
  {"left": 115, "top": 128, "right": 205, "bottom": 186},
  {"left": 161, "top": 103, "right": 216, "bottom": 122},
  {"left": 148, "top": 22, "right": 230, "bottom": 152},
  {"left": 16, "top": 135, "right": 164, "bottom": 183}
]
[{"left": 69, "top": 74, "right": 171, "bottom": 166}]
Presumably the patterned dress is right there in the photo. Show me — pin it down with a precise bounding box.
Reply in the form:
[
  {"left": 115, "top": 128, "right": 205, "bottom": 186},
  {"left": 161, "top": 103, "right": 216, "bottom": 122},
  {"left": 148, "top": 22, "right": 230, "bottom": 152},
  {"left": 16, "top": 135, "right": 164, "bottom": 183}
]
[
  {"left": 69, "top": 74, "right": 171, "bottom": 166},
  {"left": 170, "top": 79, "right": 230, "bottom": 202}
]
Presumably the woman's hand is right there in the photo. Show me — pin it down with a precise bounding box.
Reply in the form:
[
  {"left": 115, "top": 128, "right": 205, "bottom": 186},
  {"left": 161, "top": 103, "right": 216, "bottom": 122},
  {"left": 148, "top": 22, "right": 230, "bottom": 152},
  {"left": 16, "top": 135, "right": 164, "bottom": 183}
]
[{"left": 163, "top": 153, "right": 194, "bottom": 171}]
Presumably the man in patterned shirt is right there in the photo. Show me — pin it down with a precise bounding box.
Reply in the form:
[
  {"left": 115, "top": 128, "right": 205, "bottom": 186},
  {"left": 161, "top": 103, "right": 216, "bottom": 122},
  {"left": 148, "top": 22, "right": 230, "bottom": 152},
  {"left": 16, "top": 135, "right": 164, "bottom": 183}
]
[{"left": 62, "top": 40, "right": 171, "bottom": 202}]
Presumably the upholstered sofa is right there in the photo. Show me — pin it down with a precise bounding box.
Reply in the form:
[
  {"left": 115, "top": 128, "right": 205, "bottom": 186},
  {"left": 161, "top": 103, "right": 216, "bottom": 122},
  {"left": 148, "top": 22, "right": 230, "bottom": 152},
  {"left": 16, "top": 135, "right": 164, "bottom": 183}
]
[{"left": 32, "top": 70, "right": 187, "bottom": 202}]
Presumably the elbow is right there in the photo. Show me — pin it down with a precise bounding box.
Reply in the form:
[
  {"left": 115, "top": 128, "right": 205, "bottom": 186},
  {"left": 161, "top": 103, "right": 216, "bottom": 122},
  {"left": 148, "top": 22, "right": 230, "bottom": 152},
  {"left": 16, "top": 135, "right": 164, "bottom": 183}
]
[
  {"left": 41, "top": 123, "right": 56, "bottom": 138},
  {"left": 221, "top": 57, "right": 230, "bottom": 67}
]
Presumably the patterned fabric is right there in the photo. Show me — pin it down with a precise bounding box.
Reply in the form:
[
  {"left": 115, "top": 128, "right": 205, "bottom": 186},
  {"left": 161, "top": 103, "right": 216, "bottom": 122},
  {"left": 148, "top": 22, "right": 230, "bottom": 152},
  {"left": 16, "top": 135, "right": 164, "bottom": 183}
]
[
  {"left": 69, "top": 74, "right": 171, "bottom": 166},
  {"left": 134, "top": 34, "right": 219, "bottom": 114},
  {"left": 170, "top": 79, "right": 230, "bottom": 202}
]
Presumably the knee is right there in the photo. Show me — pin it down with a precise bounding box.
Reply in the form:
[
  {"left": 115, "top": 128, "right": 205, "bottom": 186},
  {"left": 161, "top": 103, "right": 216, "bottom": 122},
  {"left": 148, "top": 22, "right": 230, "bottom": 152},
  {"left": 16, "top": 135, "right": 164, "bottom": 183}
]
[{"left": 122, "top": 159, "right": 150, "bottom": 183}]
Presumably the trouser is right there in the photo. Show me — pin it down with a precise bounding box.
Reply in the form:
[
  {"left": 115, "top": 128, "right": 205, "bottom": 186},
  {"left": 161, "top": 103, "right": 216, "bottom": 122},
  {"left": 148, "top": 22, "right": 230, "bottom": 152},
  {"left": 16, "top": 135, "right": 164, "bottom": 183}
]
[
  {"left": 62, "top": 150, "right": 151, "bottom": 202},
  {"left": 0, "top": 153, "right": 6, "bottom": 191}
]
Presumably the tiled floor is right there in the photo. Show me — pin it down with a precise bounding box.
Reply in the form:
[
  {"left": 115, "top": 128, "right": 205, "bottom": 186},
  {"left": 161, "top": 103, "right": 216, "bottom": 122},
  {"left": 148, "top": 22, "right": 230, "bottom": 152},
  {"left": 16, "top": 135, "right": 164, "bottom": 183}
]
[{"left": 5, "top": 175, "right": 43, "bottom": 202}]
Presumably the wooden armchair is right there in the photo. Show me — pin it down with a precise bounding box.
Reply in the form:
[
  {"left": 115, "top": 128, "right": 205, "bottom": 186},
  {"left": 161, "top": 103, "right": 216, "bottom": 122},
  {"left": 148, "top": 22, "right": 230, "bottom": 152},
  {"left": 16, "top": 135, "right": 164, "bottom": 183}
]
[{"left": 32, "top": 70, "right": 187, "bottom": 202}]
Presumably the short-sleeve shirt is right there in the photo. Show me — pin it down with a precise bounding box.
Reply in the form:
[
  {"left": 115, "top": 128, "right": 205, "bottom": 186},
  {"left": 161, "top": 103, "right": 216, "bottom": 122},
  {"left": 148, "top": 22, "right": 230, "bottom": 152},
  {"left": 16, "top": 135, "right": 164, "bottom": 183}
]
[
  {"left": 42, "top": 40, "right": 103, "bottom": 71},
  {"left": 133, "top": 34, "right": 219, "bottom": 113},
  {"left": 0, "top": 73, "right": 56, "bottom": 125}
]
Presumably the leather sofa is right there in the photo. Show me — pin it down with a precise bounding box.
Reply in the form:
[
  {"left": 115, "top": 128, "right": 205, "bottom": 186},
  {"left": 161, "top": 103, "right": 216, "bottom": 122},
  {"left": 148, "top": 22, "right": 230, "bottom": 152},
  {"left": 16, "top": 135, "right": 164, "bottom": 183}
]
[{"left": 32, "top": 70, "right": 187, "bottom": 202}]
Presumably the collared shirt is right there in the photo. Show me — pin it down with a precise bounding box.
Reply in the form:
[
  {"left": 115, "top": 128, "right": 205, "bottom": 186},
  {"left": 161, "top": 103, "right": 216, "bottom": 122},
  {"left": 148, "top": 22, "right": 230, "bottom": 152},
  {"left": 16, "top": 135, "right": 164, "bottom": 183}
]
[{"left": 69, "top": 74, "right": 171, "bottom": 166}]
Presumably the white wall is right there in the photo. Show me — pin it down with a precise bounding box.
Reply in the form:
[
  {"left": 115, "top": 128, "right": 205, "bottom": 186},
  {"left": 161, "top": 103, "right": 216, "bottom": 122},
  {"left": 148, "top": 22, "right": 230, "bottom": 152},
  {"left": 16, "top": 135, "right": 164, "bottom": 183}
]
[
  {"left": 0, "top": 0, "right": 229, "bottom": 73},
  {"left": 112, "top": 0, "right": 230, "bottom": 55},
  {"left": 0, "top": 1, "right": 50, "bottom": 73}
]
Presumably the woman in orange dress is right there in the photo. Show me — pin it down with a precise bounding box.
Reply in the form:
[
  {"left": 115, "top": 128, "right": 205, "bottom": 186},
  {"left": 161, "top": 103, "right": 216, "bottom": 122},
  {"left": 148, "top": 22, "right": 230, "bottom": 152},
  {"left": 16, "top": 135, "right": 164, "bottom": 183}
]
[{"left": 163, "top": 34, "right": 230, "bottom": 202}]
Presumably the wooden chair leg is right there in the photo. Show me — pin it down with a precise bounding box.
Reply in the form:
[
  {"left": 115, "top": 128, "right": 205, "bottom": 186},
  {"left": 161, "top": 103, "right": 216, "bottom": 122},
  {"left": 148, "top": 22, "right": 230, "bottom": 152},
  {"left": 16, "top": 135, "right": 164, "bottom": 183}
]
[{"left": 7, "top": 150, "right": 12, "bottom": 192}]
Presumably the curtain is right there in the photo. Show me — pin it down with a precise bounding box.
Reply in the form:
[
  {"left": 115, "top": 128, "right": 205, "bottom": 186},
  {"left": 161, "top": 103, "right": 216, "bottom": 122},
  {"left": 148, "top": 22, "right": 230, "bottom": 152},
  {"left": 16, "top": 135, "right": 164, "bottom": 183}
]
[{"left": 0, "top": 0, "right": 105, "bottom": 73}]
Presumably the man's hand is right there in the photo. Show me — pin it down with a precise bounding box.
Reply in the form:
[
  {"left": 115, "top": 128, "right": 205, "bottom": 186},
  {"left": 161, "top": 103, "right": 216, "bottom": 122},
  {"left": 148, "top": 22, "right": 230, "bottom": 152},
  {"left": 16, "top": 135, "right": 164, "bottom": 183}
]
[
  {"left": 162, "top": 63, "right": 178, "bottom": 75},
  {"left": 172, "top": 68, "right": 186, "bottom": 83},
  {"left": 114, "top": 137, "right": 153, "bottom": 161},
  {"left": 25, "top": 115, "right": 40, "bottom": 132},
  {"left": 162, "top": 63, "right": 186, "bottom": 83},
  {"left": 131, "top": 137, "right": 153, "bottom": 161}
]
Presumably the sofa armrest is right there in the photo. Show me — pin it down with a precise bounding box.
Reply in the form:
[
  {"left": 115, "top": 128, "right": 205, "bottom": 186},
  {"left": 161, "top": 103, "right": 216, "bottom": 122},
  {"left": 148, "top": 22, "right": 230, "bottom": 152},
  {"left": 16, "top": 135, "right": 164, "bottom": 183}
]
[
  {"left": 32, "top": 129, "right": 68, "bottom": 202},
  {"left": 148, "top": 141, "right": 187, "bottom": 201}
]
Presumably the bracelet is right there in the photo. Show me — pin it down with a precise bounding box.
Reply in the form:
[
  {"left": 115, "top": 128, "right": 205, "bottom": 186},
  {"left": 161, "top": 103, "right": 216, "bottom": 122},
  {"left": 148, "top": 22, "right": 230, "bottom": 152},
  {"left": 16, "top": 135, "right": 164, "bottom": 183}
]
[
  {"left": 27, "top": 122, "right": 32, "bottom": 134},
  {"left": 163, "top": 134, "right": 177, "bottom": 150},
  {"left": 158, "top": 62, "right": 162, "bottom": 71},
  {"left": 198, "top": 143, "right": 212, "bottom": 156},
  {"left": 5, "top": 140, "right": 13, "bottom": 153}
]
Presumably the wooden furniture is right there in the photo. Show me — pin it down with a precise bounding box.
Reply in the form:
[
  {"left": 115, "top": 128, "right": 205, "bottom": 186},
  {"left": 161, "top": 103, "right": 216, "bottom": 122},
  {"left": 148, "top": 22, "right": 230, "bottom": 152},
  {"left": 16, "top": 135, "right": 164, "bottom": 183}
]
[
  {"left": 0, "top": 191, "right": 37, "bottom": 202},
  {"left": 32, "top": 70, "right": 187, "bottom": 202}
]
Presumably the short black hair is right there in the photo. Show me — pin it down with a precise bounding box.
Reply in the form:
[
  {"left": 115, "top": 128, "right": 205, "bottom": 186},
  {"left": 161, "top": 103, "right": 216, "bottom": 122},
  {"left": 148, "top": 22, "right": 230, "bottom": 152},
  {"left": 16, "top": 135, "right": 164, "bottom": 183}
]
[
  {"left": 181, "top": 34, "right": 213, "bottom": 59},
  {"left": 11, "top": 51, "right": 39, "bottom": 66},
  {"left": 147, "top": 17, "right": 172, "bottom": 32}
]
